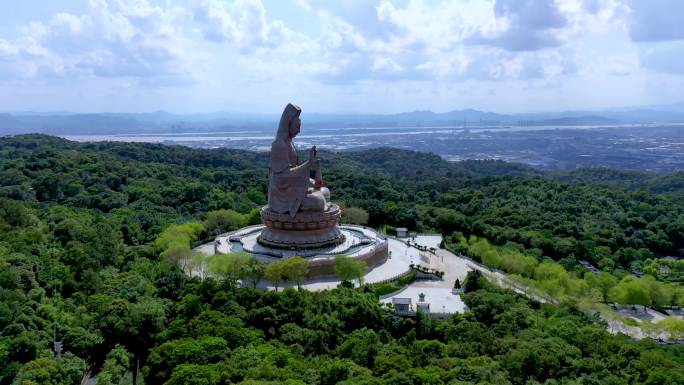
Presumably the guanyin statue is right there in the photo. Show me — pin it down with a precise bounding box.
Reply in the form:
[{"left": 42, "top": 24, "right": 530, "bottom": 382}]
[
  {"left": 258, "top": 103, "right": 344, "bottom": 249},
  {"left": 267, "top": 103, "right": 330, "bottom": 216}
]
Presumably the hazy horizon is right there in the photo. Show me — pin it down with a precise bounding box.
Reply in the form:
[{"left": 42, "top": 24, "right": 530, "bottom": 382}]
[{"left": 3, "top": 101, "right": 684, "bottom": 116}]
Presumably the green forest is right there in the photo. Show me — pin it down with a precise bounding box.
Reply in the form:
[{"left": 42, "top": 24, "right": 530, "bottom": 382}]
[{"left": 2, "top": 134, "right": 684, "bottom": 384}]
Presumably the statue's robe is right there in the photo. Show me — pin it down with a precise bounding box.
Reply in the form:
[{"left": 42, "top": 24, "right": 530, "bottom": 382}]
[{"left": 268, "top": 139, "right": 310, "bottom": 217}]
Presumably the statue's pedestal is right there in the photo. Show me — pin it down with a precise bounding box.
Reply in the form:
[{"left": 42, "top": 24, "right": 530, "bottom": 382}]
[
  {"left": 258, "top": 204, "right": 345, "bottom": 249},
  {"left": 216, "top": 224, "right": 389, "bottom": 278}
]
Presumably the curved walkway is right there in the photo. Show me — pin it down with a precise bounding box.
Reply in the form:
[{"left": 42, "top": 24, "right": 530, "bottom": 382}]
[{"left": 192, "top": 231, "right": 473, "bottom": 314}]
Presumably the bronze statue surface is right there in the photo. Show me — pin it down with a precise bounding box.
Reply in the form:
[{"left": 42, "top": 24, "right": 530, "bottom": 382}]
[
  {"left": 267, "top": 103, "right": 330, "bottom": 217},
  {"left": 258, "top": 103, "right": 343, "bottom": 249}
]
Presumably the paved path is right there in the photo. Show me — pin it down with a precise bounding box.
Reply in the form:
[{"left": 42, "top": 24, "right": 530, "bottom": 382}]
[
  {"left": 412, "top": 235, "right": 442, "bottom": 250},
  {"left": 433, "top": 248, "right": 553, "bottom": 302},
  {"left": 432, "top": 247, "right": 678, "bottom": 340},
  {"left": 192, "top": 231, "right": 474, "bottom": 313},
  {"left": 191, "top": 231, "right": 546, "bottom": 315},
  {"left": 666, "top": 308, "right": 684, "bottom": 320},
  {"left": 379, "top": 235, "right": 471, "bottom": 314},
  {"left": 256, "top": 238, "right": 419, "bottom": 291}
]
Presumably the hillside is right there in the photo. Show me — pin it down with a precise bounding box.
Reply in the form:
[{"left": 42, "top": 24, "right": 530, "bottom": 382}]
[
  {"left": 2, "top": 134, "right": 683, "bottom": 261},
  {"left": 2, "top": 135, "right": 684, "bottom": 384}
]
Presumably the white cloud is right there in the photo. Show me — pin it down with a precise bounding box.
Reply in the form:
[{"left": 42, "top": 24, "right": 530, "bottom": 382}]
[
  {"left": 308, "top": 0, "right": 403, "bottom": 41},
  {"left": 0, "top": 39, "right": 19, "bottom": 58},
  {"left": 0, "top": 0, "right": 683, "bottom": 112},
  {"left": 307, "top": 0, "right": 586, "bottom": 83},
  {"left": 0, "top": 0, "right": 627, "bottom": 87},
  {"left": 193, "top": 0, "right": 293, "bottom": 51},
  {"left": 604, "top": 55, "right": 635, "bottom": 76},
  {"left": 51, "top": 13, "right": 87, "bottom": 35},
  {"left": 371, "top": 56, "right": 402, "bottom": 72},
  {"left": 319, "top": 14, "right": 369, "bottom": 53},
  {"left": 639, "top": 41, "right": 684, "bottom": 74},
  {"left": 626, "top": 0, "right": 684, "bottom": 42},
  {"left": 0, "top": 0, "right": 195, "bottom": 84},
  {"left": 467, "top": 0, "right": 568, "bottom": 51},
  {"left": 194, "top": 0, "right": 239, "bottom": 43}
]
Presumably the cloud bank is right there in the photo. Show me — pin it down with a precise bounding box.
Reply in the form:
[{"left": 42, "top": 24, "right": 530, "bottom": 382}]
[{"left": 0, "top": 0, "right": 682, "bottom": 113}]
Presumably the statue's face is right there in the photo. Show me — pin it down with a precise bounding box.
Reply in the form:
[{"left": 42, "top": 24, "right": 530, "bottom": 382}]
[{"left": 289, "top": 116, "right": 301, "bottom": 138}]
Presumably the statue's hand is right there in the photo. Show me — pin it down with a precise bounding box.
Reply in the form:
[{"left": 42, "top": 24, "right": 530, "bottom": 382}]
[{"left": 310, "top": 145, "right": 317, "bottom": 159}]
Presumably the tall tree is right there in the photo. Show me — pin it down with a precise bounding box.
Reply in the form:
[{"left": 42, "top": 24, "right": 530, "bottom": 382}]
[
  {"left": 264, "top": 262, "right": 284, "bottom": 291},
  {"left": 281, "top": 256, "right": 309, "bottom": 288},
  {"left": 585, "top": 271, "right": 618, "bottom": 303},
  {"left": 243, "top": 257, "right": 265, "bottom": 288},
  {"left": 206, "top": 252, "right": 251, "bottom": 283},
  {"left": 334, "top": 256, "right": 367, "bottom": 286},
  {"left": 342, "top": 207, "right": 369, "bottom": 225}
]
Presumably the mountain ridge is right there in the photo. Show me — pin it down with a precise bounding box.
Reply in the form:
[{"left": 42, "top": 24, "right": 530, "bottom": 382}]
[{"left": 2, "top": 105, "right": 684, "bottom": 135}]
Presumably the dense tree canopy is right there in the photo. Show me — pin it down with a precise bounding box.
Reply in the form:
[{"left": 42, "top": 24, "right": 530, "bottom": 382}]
[
  {"left": 2, "top": 135, "right": 684, "bottom": 384},
  {"left": 3, "top": 134, "right": 683, "bottom": 270}
]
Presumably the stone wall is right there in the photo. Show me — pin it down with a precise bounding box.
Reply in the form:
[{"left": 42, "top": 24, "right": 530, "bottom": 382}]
[
  {"left": 307, "top": 240, "right": 389, "bottom": 278},
  {"left": 214, "top": 225, "right": 390, "bottom": 280}
]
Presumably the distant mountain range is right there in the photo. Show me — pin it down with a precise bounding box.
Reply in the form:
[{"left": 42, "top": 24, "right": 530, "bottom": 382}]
[{"left": 2, "top": 104, "right": 684, "bottom": 135}]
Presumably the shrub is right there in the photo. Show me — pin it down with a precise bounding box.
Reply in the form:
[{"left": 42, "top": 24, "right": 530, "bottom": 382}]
[{"left": 374, "top": 284, "right": 401, "bottom": 296}]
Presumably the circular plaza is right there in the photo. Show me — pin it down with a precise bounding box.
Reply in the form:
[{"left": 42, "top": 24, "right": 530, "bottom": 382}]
[{"left": 212, "top": 224, "right": 389, "bottom": 278}]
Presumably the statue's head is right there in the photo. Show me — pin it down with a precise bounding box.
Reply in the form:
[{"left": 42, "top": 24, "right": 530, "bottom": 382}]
[
  {"left": 277, "top": 103, "right": 302, "bottom": 140},
  {"left": 289, "top": 115, "right": 301, "bottom": 138}
]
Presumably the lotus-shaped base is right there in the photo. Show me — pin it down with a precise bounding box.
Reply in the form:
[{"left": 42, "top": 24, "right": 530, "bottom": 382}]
[{"left": 258, "top": 204, "right": 345, "bottom": 249}]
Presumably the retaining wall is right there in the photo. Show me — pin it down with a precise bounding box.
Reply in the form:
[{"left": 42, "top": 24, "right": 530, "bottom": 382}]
[{"left": 307, "top": 239, "right": 389, "bottom": 278}]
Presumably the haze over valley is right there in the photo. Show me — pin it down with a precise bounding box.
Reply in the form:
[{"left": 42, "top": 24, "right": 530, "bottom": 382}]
[{"left": 3, "top": 106, "right": 683, "bottom": 173}]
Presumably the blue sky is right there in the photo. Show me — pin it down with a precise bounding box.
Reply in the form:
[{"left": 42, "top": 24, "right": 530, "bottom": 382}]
[{"left": 0, "top": 0, "right": 682, "bottom": 114}]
